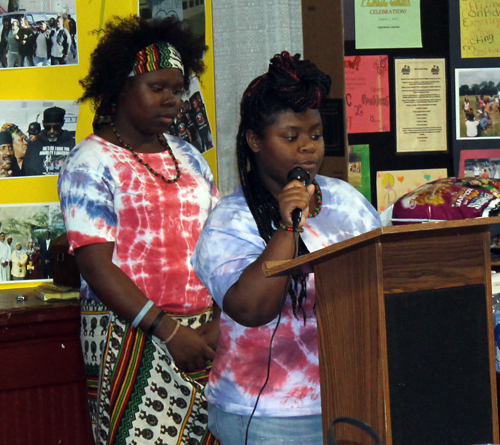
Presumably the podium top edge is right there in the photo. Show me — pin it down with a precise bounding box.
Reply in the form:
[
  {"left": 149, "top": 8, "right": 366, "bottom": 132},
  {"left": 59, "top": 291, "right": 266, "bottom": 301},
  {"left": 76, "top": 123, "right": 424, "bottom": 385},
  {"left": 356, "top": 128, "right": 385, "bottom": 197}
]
[{"left": 263, "top": 216, "right": 500, "bottom": 277}]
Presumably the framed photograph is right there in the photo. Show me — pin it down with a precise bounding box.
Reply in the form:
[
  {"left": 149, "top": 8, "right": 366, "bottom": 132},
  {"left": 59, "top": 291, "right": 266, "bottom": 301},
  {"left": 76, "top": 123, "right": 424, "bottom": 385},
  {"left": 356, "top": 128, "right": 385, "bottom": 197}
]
[
  {"left": 456, "top": 68, "right": 500, "bottom": 140},
  {"left": 459, "top": 148, "right": 500, "bottom": 178}
]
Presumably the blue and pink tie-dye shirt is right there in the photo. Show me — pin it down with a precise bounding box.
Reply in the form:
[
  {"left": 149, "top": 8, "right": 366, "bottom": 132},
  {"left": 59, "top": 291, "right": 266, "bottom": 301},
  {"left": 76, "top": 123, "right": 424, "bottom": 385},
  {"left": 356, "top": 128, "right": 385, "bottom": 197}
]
[
  {"left": 192, "top": 175, "right": 381, "bottom": 416},
  {"left": 58, "top": 133, "right": 218, "bottom": 314}
]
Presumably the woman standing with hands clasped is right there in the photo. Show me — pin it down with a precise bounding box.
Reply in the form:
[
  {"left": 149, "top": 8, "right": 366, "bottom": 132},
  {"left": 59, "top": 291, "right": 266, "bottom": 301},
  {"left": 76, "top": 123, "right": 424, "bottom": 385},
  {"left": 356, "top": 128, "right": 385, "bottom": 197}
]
[
  {"left": 58, "top": 16, "right": 219, "bottom": 445},
  {"left": 192, "top": 52, "right": 381, "bottom": 444}
]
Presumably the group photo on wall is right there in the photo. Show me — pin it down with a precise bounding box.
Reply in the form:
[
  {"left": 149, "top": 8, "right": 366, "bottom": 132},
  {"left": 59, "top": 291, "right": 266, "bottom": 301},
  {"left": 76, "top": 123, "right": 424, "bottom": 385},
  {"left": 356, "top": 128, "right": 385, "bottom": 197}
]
[
  {"left": 0, "top": 0, "right": 78, "bottom": 69},
  {"left": 456, "top": 68, "right": 500, "bottom": 140},
  {"left": 0, "top": 202, "right": 64, "bottom": 283}
]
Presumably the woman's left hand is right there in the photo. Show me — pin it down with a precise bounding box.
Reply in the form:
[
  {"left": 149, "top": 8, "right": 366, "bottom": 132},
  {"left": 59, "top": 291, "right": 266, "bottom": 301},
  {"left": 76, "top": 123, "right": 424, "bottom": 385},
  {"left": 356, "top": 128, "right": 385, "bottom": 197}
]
[
  {"left": 196, "top": 303, "right": 221, "bottom": 351},
  {"left": 196, "top": 319, "right": 220, "bottom": 352}
]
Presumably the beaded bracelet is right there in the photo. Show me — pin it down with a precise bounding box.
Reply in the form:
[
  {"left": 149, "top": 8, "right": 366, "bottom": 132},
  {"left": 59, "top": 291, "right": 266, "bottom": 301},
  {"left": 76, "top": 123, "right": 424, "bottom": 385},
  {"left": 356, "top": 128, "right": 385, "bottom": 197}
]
[
  {"left": 147, "top": 310, "right": 167, "bottom": 335},
  {"left": 278, "top": 221, "right": 303, "bottom": 233},
  {"left": 132, "top": 299, "right": 155, "bottom": 328},
  {"left": 161, "top": 319, "right": 181, "bottom": 345}
]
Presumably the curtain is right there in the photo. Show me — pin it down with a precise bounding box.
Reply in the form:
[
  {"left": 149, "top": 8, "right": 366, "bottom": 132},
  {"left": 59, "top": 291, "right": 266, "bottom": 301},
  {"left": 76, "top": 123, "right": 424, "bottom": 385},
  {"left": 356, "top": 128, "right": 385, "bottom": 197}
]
[{"left": 212, "top": 0, "right": 303, "bottom": 196}]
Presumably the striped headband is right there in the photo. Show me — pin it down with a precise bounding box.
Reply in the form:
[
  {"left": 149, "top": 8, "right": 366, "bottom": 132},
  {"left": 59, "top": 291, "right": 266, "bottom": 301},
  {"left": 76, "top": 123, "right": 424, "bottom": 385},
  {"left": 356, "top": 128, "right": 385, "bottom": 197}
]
[{"left": 128, "top": 42, "right": 184, "bottom": 77}]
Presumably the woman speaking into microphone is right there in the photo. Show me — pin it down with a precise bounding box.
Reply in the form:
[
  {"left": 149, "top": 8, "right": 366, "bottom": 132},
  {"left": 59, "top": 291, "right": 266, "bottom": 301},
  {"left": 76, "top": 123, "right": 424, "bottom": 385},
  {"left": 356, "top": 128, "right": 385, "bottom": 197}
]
[{"left": 192, "top": 52, "right": 382, "bottom": 444}]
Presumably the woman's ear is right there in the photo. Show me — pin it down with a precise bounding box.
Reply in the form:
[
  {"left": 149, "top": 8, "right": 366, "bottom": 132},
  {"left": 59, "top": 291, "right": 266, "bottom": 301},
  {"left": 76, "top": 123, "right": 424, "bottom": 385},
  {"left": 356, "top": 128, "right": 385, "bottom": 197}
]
[
  {"left": 119, "top": 76, "right": 135, "bottom": 99},
  {"left": 246, "top": 129, "right": 260, "bottom": 153}
]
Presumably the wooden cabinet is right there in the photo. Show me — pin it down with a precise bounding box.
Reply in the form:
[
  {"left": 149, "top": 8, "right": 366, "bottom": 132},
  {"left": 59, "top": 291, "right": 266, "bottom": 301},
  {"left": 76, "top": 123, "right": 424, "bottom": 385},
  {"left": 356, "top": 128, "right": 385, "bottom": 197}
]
[{"left": 0, "top": 289, "right": 94, "bottom": 445}]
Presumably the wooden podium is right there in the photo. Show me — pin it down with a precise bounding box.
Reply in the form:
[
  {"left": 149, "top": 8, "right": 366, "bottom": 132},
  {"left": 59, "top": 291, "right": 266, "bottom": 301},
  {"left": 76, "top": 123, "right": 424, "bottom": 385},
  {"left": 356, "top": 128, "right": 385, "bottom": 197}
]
[{"left": 264, "top": 218, "right": 500, "bottom": 445}]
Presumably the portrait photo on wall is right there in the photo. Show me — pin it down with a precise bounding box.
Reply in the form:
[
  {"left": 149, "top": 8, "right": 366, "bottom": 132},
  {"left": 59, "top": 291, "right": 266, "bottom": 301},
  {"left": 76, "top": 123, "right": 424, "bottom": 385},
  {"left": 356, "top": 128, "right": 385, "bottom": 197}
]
[
  {"left": 0, "top": 0, "right": 78, "bottom": 69},
  {"left": 459, "top": 148, "right": 500, "bottom": 179},
  {"left": 0, "top": 100, "right": 79, "bottom": 178},
  {"left": 166, "top": 76, "right": 214, "bottom": 153},
  {"left": 0, "top": 202, "right": 64, "bottom": 284},
  {"left": 456, "top": 68, "right": 500, "bottom": 140}
]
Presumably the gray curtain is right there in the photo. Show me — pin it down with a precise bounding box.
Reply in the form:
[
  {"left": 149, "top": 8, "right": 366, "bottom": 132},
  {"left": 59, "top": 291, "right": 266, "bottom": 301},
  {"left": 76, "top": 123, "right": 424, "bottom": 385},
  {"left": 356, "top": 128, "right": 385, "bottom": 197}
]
[{"left": 212, "top": 0, "right": 303, "bottom": 196}]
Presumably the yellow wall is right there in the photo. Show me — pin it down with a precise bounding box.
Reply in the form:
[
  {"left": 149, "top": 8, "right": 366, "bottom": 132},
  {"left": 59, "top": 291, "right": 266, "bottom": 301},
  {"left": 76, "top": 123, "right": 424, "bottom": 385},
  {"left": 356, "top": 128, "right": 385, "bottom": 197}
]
[
  {"left": 0, "top": 0, "right": 217, "bottom": 289},
  {"left": 200, "top": 0, "right": 217, "bottom": 182}
]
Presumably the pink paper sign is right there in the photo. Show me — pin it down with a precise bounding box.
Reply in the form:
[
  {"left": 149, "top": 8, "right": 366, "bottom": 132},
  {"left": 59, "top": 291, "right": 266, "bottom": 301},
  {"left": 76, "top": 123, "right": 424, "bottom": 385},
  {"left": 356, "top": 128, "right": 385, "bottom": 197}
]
[{"left": 345, "top": 55, "right": 390, "bottom": 134}]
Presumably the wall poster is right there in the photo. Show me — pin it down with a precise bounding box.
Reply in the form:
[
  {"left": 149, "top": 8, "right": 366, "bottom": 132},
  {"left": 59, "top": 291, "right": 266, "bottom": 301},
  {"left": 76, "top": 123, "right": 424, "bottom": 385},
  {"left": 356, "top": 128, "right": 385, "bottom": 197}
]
[
  {"left": 460, "top": 0, "right": 500, "bottom": 59},
  {"left": 354, "top": 0, "right": 422, "bottom": 49},
  {"left": 344, "top": 55, "right": 390, "bottom": 134}
]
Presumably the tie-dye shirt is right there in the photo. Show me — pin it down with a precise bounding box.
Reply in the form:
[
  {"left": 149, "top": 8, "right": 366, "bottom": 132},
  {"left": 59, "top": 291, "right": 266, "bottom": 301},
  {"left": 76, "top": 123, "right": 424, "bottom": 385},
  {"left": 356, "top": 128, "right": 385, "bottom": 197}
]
[
  {"left": 58, "top": 134, "right": 218, "bottom": 314},
  {"left": 192, "top": 175, "right": 381, "bottom": 416}
]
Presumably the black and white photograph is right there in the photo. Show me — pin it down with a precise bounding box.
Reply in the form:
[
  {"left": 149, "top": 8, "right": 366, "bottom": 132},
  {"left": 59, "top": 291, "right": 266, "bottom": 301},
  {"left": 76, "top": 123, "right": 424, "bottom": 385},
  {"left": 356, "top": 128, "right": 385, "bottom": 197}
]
[
  {"left": 0, "top": 99, "right": 79, "bottom": 178},
  {"left": 139, "top": 0, "right": 205, "bottom": 44}
]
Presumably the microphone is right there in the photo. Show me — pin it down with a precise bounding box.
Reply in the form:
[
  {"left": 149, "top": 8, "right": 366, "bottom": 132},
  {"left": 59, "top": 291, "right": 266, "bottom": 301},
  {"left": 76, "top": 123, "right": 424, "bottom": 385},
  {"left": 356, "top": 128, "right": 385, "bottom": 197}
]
[{"left": 287, "top": 167, "right": 311, "bottom": 232}]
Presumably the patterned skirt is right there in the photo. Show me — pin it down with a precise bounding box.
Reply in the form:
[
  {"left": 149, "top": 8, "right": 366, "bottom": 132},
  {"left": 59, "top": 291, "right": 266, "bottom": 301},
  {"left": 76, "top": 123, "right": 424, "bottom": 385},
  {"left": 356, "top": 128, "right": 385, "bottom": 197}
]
[{"left": 81, "top": 299, "right": 219, "bottom": 445}]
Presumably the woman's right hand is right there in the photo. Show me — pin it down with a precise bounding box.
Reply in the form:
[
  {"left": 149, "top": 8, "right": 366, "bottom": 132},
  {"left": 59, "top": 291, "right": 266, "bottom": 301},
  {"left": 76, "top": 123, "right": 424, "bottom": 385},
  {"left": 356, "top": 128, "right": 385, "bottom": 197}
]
[
  {"left": 167, "top": 324, "right": 215, "bottom": 373},
  {"left": 278, "top": 180, "right": 315, "bottom": 229}
]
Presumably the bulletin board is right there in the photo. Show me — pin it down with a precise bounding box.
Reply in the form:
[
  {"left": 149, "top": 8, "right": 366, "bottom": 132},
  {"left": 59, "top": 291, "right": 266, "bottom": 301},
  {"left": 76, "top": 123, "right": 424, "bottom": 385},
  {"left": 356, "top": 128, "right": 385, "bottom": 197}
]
[
  {"left": 342, "top": 0, "right": 453, "bottom": 207},
  {"left": 448, "top": 1, "right": 500, "bottom": 177},
  {"left": 0, "top": 0, "right": 217, "bottom": 290}
]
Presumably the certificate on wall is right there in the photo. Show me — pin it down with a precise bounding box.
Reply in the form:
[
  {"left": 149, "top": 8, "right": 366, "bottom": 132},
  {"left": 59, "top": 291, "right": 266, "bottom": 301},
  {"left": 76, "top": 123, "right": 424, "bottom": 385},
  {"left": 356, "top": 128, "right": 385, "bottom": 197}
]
[
  {"left": 344, "top": 55, "right": 390, "bottom": 134},
  {"left": 354, "top": 0, "right": 422, "bottom": 49},
  {"left": 395, "top": 58, "right": 447, "bottom": 153},
  {"left": 460, "top": 0, "right": 500, "bottom": 58}
]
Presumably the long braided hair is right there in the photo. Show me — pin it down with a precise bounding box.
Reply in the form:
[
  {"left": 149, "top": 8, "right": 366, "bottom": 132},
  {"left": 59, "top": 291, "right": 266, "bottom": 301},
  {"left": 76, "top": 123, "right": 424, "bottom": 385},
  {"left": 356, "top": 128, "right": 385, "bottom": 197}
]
[{"left": 237, "top": 51, "right": 331, "bottom": 321}]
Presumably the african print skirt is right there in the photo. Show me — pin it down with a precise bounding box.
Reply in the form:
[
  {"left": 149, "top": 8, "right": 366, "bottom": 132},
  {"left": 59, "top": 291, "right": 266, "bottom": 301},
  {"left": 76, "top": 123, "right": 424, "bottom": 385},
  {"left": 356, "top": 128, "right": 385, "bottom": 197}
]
[{"left": 81, "top": 299, "right": 219, "bottom": 445}]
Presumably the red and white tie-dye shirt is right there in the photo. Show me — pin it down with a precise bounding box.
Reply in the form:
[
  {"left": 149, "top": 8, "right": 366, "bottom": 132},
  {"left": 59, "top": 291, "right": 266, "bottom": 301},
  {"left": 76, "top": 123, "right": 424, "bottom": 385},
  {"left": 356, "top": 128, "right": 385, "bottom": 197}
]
[
  {"left": 192, "top": 175, "right": 381, "bottom": 416},
  {"left": 58, "top": 134, "right": 218, "bottom": 314}
]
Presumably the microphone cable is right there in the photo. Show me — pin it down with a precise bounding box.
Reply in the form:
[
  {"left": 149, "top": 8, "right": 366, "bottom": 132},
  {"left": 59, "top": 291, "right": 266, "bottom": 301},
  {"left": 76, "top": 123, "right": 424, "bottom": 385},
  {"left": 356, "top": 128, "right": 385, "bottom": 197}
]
[{"left": 244, "top": 229, "right": 301, "bottom": 444}]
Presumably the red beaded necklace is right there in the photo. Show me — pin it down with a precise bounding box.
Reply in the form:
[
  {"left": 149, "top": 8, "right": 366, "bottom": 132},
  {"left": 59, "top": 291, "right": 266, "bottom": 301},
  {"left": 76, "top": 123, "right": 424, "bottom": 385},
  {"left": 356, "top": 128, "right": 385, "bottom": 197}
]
[{"left": 110, "top": 122, "right": 182, "bottom": 184}]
